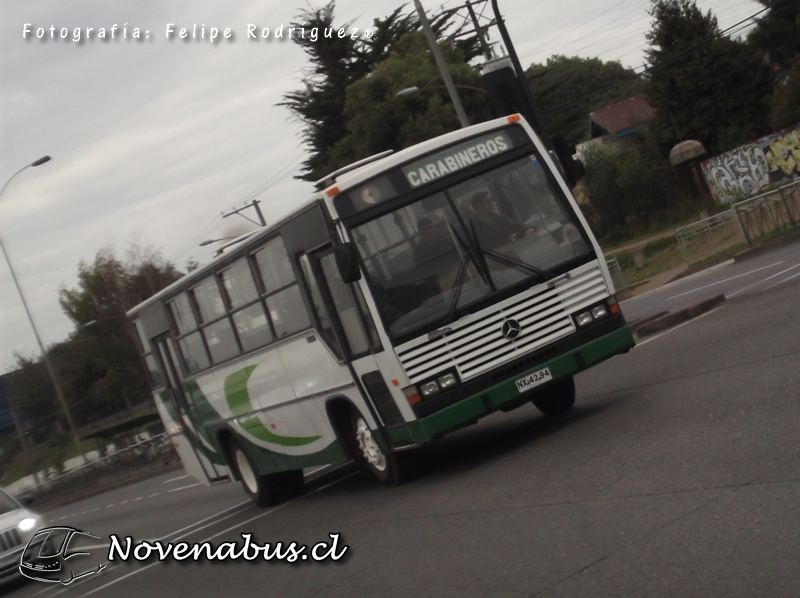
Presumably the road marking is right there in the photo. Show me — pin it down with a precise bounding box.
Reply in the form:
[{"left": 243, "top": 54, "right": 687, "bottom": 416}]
[
  {"left": 764, "top": 270, "right": 800, "bottom": 290},
  {"left": 80, "top": 473, "right": 357, "bottom": 597},
  {"left": 132, "top": 496, "right": 143, "bottom": 501},
  {"left": 167, "top": 483, "right": 202, "bottom": 493},
  {"left": 665, "top": 261, "right": 784, "bottom": 300},
  {"left": 636, "top": 306, "right": 724, "bottom": 347},
  {"left": 148, "top": 493, "right": 161, "bottom": 498},
  {"left": 727, "top": 263, "right": 800, "bottom": 298},
  {"left": 623, "top": 260, "right": 734, "bottom": 303},
  {"left": 105, "top": 504, "right": 114, "bottom": 509},
  {"left": 162, "top": 474, "right": 190, "bottom": 484}
]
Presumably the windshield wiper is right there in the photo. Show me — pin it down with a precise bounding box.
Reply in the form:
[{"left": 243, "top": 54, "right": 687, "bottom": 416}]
[
  {"left": 482, "top": 249, "right": 552, "bottom": 281},
  {"left": 443, "top": 224, "right": 493, "bottom": 325},
  {"left": 467, "top": 219, "right": 552, "bottom": 282}
]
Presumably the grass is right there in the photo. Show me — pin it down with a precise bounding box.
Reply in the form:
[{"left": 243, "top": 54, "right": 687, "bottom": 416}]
[{"left": 610, "top": 235, "right": 686, "bottom": 288}]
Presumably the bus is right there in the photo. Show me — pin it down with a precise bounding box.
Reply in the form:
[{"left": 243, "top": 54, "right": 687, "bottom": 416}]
[{"left": 127, "top": 114, "right": 635, "bottom": 506}]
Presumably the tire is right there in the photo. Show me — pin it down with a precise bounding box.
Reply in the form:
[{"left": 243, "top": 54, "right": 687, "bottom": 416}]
[
  {"left": 231, "top": 440, "right": 276, "bottom": 507},
  {"left": 531, "top": 377, "right": 576, "bottom": 416},
  {"left": 348, "top": 408, "right": 409, "bottom": 486}
]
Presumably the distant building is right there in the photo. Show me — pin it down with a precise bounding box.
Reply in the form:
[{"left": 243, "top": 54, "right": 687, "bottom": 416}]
[{"left": 588, "top": 95, "right": 656, "bottom": 150}]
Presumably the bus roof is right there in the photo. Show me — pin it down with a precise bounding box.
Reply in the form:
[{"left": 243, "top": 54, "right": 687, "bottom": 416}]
[{"left": 127, "top": 115, "right": 530, "bottom": 319}]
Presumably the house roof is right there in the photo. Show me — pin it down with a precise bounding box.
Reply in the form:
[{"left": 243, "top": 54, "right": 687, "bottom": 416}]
[{"left": 590, "top": 95, "right": 656, "bottom": 139}]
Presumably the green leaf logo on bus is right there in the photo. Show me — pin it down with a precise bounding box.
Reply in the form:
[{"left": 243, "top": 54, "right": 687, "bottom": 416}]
[{"left": 224, "top": 366, "right": 322, "bottom": 447}]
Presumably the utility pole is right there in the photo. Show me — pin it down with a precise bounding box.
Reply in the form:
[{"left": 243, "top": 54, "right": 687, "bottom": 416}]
[
  {"left": 488, "top": 0, "right": 553, "bottom": 151},
  {"left": 413, "top": 0, "right": 471, "bottom": 128},
  {"left": 465, "top": 1, "right": 493, "bottom": 60}
]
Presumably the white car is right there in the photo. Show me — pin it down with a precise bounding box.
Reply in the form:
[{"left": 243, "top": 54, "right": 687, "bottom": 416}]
[{"left": 0, "top": 489, "right": 43, "bottom": 580}]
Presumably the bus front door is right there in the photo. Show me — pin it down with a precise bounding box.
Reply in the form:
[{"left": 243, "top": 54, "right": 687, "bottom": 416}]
[{"left": 152, "top": 333, "right": 229, "bottom": 484}]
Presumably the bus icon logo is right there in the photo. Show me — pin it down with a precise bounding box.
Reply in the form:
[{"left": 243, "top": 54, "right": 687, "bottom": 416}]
[
  {"left": 501, "top": 319, "right": 522, "bottom": 339},
  {"left": 19, "top": 526, "right": 106, "bottom": 585}
]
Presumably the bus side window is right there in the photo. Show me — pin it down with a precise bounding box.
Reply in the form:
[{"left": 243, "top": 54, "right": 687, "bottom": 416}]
[
  {"left": 299, "top": 254, "right": 342, "bottom": 360},
  {"left": 253, "top": 237, "right": 311, "bottom": 338}
]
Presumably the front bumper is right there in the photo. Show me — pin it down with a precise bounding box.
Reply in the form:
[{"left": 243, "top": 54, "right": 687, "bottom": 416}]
[{"left": 388, "top": 322, "right": 635, "bottom": 446}]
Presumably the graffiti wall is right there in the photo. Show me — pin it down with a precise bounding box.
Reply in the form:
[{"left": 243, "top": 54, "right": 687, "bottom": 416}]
[{"left": 701, "top": 125, "right": 800, "bottom": 204}]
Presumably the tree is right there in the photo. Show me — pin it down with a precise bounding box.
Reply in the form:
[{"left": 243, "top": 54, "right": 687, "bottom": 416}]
[
  {"left": 7, "top": 243, "right": 181, "bottom": 434},
  {"left": 526, "top": 56, "right": 645, "bottom": 143},
  {"left": 580, "top": 144, "right": 684, "bottom": 240},
  {"left": 317, "top": 31, "right": 493, "bottom": 176},
  {"left": 280, "top": 1, "right": 486, "bottom": 182},
  {"left": 769, "top": 58, "right": 800, "bottom": 129},
  {"left": 748, "top": 0, "right": 800, "bottom": 69},
  {"left": 644, "top": 0, "right": 773, "bottom": 154}
]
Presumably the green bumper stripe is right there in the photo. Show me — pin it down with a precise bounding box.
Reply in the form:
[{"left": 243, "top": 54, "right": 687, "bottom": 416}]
[{"left": 407, "top": 326, "right": 635, "bottom": 444}]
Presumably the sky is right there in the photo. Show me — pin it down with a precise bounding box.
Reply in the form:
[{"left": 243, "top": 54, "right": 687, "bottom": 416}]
[{"left": 0, "top": 0, "right": 762, "bottom": 372}]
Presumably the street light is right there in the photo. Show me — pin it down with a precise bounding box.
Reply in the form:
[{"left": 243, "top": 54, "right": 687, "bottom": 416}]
[
  {"left": 199, "top": 236, "right": 237, "bottom": 246},
  {"left": 0, "top": 155, "right": 88, "bottom": 464},
  {"left": 396, "top": 85, "right": 488, "bottom": 97}
]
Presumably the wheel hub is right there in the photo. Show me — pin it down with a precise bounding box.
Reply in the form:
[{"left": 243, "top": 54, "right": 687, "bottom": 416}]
[
  {"left": 355, "top": 417, "right": 386, "bottom": 472},
  {"left": 236, "top": 449, "right": 258, "bottom": 494}
]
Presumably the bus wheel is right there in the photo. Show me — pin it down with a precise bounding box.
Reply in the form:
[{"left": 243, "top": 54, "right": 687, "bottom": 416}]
[
  {"left": 349, "top": 410, "right": 405, "bottom": 485},
  {"left": 231, "top": 441, "right": 275, "bottom": 507},
  {"left": 531, "top": 377, "right": 575, "bottom": 416}
]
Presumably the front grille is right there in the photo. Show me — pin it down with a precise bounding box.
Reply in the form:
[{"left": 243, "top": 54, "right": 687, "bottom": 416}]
[
  {"left": 396, "top": 261, "right": 608, "bottom": 383},
  {"left": 0, "top": 528, "right": 23, "bottom": 553}
]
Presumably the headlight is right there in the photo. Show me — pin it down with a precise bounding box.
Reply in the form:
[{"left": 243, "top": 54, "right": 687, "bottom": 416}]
[
  {"left": 437, "top": 373, "right": 457, "bottom": 389},
  {"left": 575, "top": 311, "right": 593, "bottom": 326},
  {"left": 591, "top": 305, "right": 608, "bottom": 319},
  {"left": 18, "top": 517, "right": 39, "bottom": 532},
  {"left": 420, "top": 381, "right": 440, "bottom": 397}
]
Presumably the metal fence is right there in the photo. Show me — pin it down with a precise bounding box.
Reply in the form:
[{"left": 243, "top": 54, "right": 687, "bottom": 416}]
[
  {"left": 26, "top": 433, "right": 178, "bottom": 506},
  {"left": 733, "top": 181, "right": 800, "bottom": 246},
  {"left": 605, "top": 256, "right": 628, "bottom": 291},
  {"left": 675, "top": 180, "right": 800, "bottom": 265}
]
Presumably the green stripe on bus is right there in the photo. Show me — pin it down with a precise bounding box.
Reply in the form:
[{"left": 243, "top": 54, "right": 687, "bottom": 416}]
[
  {"left": 224, "top": 366, "right": 322, "bottom": 447},
  {"left": 225, "top": 365, "right": 258, "bottom": 416}
]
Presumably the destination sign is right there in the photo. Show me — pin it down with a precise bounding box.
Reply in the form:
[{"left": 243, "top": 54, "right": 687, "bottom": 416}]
[{"left": 401, "top": 130, "right": 515, "bottom": 188}]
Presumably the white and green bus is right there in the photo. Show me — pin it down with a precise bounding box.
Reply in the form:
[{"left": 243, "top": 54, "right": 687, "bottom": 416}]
[{"left": 127, "top": 114, "right": 635, "bottom": 506}]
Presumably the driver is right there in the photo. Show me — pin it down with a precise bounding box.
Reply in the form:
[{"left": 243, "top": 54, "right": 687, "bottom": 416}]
[{"left": 469, "top": 191, "right": 534, "bottom": 249}]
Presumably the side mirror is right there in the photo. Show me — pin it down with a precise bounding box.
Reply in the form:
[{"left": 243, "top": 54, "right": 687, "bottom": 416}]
[
  {"left": 333, "top": 242, "right": 361, "bottom": 283},
  {"left": 20, "top": 495, "right": 34, "bottom": 507}
]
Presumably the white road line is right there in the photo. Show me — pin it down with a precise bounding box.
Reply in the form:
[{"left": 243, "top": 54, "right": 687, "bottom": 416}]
[
  {"left": 80, "top": 473, "right": 358, "bottom": 597},
  {"left": 132, "top": 496, "right": 143, "bottom": 502},
  {"left": 665, "top": 261, "right": 784, "bottom": 300},
  {"left": 727, "top": 263, "right": 800, "bottom": 298},
  {"left": 105, "top": 505, "right": 114, "bottom": 509},
  {"left": 635, "top": 306, "right": 725, "bottom": 347},
  {"left": 167, "top": 483, "right": 202, "bottom": 493},
  {"left": 623, "top": 259, "right": 735, "bottom": 303},
  {"left": 148, "top": 493, "right": 161, "bottom": 498},
  {"left": 764, "top": 270, "right": 800, "bottom": 290},
  {"left": 162, "top": 475, "right": 190, "bottom": 484}
]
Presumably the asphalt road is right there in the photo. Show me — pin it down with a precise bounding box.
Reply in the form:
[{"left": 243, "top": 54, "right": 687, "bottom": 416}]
[
  {"left": 620, "top": 235, "right": 800, "bottom": 323},
  {"left": 3, "top": 262, "right": 799, "bottom": 597}
]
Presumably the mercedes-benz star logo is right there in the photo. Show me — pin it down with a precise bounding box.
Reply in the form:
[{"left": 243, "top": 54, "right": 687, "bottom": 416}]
[{"left": 501, "top": 318, "right": 522, "bottom": 339}]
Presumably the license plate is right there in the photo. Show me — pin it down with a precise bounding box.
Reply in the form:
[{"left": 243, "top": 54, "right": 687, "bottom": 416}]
[{"left": 515, "top": 367, "right": 552, "bottom": 393}]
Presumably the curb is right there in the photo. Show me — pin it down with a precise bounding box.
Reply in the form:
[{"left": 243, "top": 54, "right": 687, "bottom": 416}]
[{"left": 631, "top": 294, "right": 726, "bottom": 337}]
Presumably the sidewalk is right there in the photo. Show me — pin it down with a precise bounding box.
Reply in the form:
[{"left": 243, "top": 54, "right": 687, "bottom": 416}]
[{"left": 618, "top": 263, "right": 689, "bottom": 300}]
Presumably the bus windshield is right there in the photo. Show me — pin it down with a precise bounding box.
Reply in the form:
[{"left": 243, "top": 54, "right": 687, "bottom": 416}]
[{"left": 350, "top": 154, "right": 592, "bottom": 339}]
